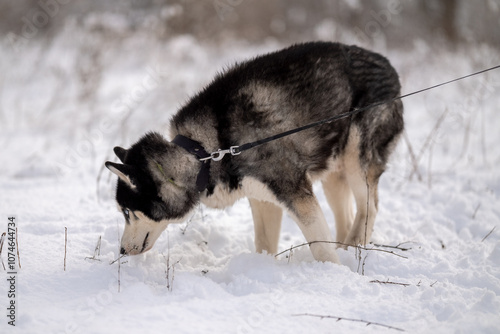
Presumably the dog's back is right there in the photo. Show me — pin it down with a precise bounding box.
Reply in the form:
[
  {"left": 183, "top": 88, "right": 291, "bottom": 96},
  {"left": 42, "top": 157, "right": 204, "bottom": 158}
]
[{"left": 171, "top": 42, "right": 403, "bottom": 196}]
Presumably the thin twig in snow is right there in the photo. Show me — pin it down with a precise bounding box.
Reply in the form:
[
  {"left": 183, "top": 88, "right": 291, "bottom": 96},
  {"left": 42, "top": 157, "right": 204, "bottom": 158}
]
[
  {"left": 165, "top": 233, "right": 171, "bottom": 291},
  {"left": 451, "top": 107, "right": 473, "bottom": 168},
  {"left": 408, "top": 109, "right": 449, "bottom": 181},
  {"left": 164, "top": 232, "right": 181, "bottom": 292},
  {"left": 370, "top": 279, "right": 411, "bottom": 287},
  {"left": 64, "top": 227, "right": 67, "bottom": 271},
  {"left": 109, "top": 254, "right": 126, "bottom": 265},
  {"left": 472, "top": 203, "right": 481, "bottom": 220},
  {"left": 179, "top": 212, "right": 197, "bottom": 235},
  {"left": 358, "top": 250, "right": 368, "bottom": 276},
  {"left": 480, "top": 106, "right": 488, "bottom": 165},
  {"left": 481, "top": 226, "right": 496, "bottom": 242},
  {"left": 371, "top": 242, "right": 413, "bottom": 251},
  {"left": 275, "top": 241, "right": 409, "bottom": 259},
  {"left": 355, "top": 246, "right": 363, "bottom": 274},
  {"left": 292, "top": 313, "right": 405, "bottom": 332},
  {"left": 180, "top": 204, "right": 208, "bottom": 235},
  {"left": 427, "top": 139, "right": 434, "bottom": 189},
  {"left": 287, "top": 244, "right": 294, "bottom": 264},
  {"left": 85, "top": 235, "right": 102, "bottom": 261},
  {"left": 118, "top": 251, "right": 121, "bottom": 293},
  {"left": 403, "top": 131, "right": 422, "bottom": 182},
  {"left": 116, "top": 221, "right": 121, "bottom": 292},
  {"left": 362, "top": 252, "right": 368, "bottom": 275}
]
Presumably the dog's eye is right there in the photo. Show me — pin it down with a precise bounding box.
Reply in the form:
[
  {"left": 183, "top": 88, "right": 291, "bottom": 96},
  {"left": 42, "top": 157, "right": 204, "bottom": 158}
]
[{"left": 123, "top": 209, "right": 130, "bottom": 219}]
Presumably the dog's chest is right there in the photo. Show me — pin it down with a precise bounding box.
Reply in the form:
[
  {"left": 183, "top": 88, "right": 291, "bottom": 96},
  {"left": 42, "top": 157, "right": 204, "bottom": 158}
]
[{"left": 200, "top": 177, "right": 280, "bottom": 209}]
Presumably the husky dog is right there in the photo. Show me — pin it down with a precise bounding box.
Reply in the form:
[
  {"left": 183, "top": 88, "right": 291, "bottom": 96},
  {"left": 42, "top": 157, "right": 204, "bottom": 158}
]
[{"left": 105, "top": 42, "right": 403, "bottom": 263}]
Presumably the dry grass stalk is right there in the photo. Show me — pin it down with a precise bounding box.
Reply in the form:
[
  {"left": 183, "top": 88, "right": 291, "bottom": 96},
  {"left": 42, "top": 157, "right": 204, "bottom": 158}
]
[
  {"left": 481, "top": 226, "right": 496, "bottom": 242},
  {"left": 107, "top": 221, "right": 127, "bottom": 292},
  {"left": 118, "top": 250, "right": 121, "bottom": 293},
  {"left": 164, "top": 232, "right": 181, "bottom": 292},
  {"left": 403, "top": 131, "right": 422, "bottom": 182},
  {"left": 117, "top": 221, "right": 121, "bottom": 292},
  {"left": 427, "top": 141, "right": 434, "bottom": 189},
  {"left": 370, "top": 279, "right": 411, "bottom": 287},
  {"left": 109, "top": 255, "right": 126, "bottom": 265},
  {"left": 64, "top": 227, "right": 67, "bottom": 271},
  {"left": 85, "top": 236, "right": 102, "bottom": 261},
  {"left": 407, "top": 109, "right": 449, "bottom": 182},
  {"left": 472, "top": 203, "right": 481, "bottom": 220},
  {"left": 359, "top": 250, "right": 368, "bottom": 276},
  {"left": 275, "top": 241, "right": 410, "bottom": 260},
  {"left": 371, "top": 241, "right": 413, "bottom": 251},
  {"left": 180, "top": 205, "right": 207, "bottom": 235},
  {"left": 292, "top": 313, "right": 405, "bottom": 332},
  {"left": 287, "top": 244, "right": 294, "bottom": 264}
]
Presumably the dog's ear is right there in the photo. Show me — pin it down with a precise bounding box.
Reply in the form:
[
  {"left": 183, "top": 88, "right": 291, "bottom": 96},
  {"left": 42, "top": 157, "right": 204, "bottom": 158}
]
[
  {"left": 113, "top": 147, "right": 128, "bottom": 163},
  {"left": 105, "top": 162, "right": 137, "bottom": 189}
]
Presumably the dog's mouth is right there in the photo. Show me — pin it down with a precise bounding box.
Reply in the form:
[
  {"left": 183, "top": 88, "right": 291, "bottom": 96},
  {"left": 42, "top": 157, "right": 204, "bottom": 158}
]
[{"left": 140, "top": 232, "right": 150, "bottom": 253}]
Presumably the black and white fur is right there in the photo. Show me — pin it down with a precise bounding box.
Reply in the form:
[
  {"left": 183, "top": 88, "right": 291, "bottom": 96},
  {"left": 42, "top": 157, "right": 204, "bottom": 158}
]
[{"left": 105, "top": 42, "right": 404, "bottom": 263}]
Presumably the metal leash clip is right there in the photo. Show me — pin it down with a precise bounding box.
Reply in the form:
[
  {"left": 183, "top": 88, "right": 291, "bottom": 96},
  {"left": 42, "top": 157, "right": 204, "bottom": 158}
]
[{"left": 200, "top": 146, "right": 241, "bottom": 162}]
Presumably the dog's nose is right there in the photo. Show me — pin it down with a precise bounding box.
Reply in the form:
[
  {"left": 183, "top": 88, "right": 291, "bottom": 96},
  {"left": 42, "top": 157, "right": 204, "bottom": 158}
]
[{"left": 120, "top": 247, "right": 127, "bottom": 255}]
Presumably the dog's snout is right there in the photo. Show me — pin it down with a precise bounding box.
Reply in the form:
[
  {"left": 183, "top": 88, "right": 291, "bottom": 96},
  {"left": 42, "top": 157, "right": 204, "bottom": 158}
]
[
  {"left": 119, "top": 215, "right": 167, "bottom": 256},
  {"left": 120, "top": 233, "right": 150, "bottom": 256}
]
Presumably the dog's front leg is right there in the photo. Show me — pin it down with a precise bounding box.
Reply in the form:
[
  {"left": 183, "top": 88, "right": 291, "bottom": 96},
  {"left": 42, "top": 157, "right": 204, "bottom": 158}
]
[
  {"left": 288, "top": 194, "right": 340, "bottom": 264},
  {"left": 249, "top": 198, "right": 283, "bottom": 255}
]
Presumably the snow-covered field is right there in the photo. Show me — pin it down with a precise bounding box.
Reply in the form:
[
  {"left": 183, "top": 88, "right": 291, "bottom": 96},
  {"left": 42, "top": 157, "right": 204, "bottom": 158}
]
[{"left": 1, "top": 20, "right": 500, "bottom": 334}]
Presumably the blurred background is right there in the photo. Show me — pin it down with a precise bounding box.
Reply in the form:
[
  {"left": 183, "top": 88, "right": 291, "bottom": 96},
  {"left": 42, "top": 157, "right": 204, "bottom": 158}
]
[
  {"left": 1, "top": 0, "right": 499, "bottom": 183},
  {"left": 1, "top": 0, "right": 499, "bottom": 47}
]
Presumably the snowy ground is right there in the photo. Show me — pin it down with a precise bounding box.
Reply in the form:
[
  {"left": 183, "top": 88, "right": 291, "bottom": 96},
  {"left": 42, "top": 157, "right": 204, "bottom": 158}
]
[{"left": 1, "top": 21, "right": 500, "bottom": 334}]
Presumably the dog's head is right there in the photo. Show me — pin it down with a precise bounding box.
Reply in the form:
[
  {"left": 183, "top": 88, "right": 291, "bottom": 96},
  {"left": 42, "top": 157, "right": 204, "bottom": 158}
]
[{"left": 105, "top": 132, "right": 199, "bottom": 255}]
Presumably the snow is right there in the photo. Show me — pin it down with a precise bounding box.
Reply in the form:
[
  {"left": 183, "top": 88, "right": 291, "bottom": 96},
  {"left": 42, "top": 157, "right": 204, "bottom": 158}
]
[{"left": 1, "top": 25, "right": 500, "bottom": 334}]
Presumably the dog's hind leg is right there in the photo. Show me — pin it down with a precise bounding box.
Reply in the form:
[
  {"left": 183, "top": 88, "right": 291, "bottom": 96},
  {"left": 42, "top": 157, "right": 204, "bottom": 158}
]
[
  {"left": 287, "top": 193, "right": 339, "bottom": 263},
  {"left": 343, "top": 155, "right": 382, "bottom": 247},
  {"left": 322, "top": 171, "right": 354, "bottom": 244},
  {"left": 249, "top": 199, "right": 283, "bottom": 255},
  {"left": 341, "top": 127, "right": 383, "bottom": 247},
  {"left": 343, "top": 165, "right": 380, "bottom": 247}
]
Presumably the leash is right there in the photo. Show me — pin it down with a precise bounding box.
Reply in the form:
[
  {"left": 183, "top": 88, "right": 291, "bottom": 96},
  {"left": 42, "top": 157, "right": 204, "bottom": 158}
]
[{"left": 196, "top": 64, "right": 500, "bottom": 162}]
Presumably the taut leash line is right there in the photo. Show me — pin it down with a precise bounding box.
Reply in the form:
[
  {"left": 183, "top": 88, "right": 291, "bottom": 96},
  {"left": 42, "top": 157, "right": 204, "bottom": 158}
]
[{"left": 201, "top": 64, "right": 500, "bottom": 162}]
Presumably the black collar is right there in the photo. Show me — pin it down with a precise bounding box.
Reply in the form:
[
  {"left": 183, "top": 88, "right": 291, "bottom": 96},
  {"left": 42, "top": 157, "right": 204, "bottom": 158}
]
[{"left": 171, "top": 135, "right": 211, "bottom": 192}]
